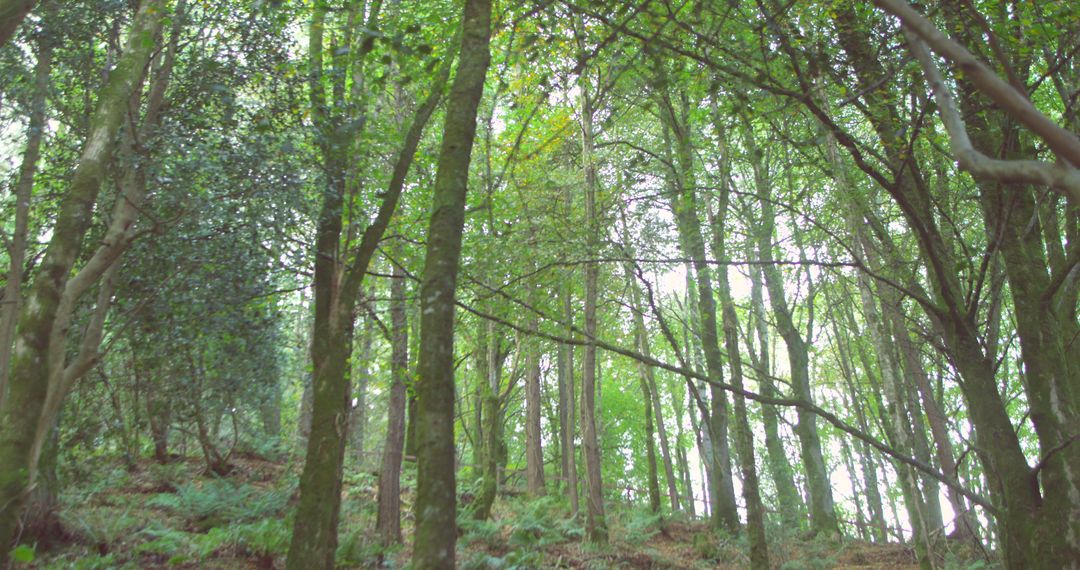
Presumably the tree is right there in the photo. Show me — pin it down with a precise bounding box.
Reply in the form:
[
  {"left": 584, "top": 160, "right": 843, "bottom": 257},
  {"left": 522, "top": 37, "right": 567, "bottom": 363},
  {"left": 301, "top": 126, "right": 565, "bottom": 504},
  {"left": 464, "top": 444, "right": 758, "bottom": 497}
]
[
  {"left": 411, "top": 0, "right": 491, "bottom": 565},
  {"left": 285, "top": 2, "right": 454, "bottom": 565},
  {"left": 0, "top": 2, "right": 166, "bottom": 559}
]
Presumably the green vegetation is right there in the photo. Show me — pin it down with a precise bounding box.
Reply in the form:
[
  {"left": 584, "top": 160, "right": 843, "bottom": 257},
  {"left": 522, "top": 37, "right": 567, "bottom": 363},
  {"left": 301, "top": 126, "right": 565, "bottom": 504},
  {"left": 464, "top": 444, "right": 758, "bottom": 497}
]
[{"left": 2, "top": 0, "right": 1079, "bottom": 568}]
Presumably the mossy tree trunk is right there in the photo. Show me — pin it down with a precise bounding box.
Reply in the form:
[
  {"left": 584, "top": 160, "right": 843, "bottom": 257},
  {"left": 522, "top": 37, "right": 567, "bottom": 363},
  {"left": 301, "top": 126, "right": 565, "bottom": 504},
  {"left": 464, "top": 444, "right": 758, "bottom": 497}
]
[
  {"left": 711, "top": 152, "right": 769, "bottom": 567},
  {"left": 623, "top": 261, "right": 661, "bottom": 513},
  {"left": 832, "top": 5, "right": 1080, "bottom": 564},
  {"left": 577, "top": 65, "right": 609, "bottom": 545},
  {"left": 744, "top": 242, "right": 805, "bottom": 529},
  {"left": 286, "top": 1, "right": 452, "bottom": 564},
  {"left": 411, "top": 0, "right": 491, "bottom": 565},
  {"left": 0, "top": 2, "right": 165, "bottom": 561},
  {"left": 472, "top": 319, "right": 507, "bottom": 521},
  {"left": 657, "top": 83, "right": 740, "bottom": 534},
  {"left": 0, "top": 18, "right": 51, "bottom": 404},
  {"left": 742, "top": 121, "right": 838, "bottom": 536}
]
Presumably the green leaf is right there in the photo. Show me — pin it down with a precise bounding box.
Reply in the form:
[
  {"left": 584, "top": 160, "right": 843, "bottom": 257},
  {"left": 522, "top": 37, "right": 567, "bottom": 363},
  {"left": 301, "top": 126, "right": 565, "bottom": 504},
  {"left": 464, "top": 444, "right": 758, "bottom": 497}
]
[{"left": 12, "top": 544, "right": 34, "bottom": 563}]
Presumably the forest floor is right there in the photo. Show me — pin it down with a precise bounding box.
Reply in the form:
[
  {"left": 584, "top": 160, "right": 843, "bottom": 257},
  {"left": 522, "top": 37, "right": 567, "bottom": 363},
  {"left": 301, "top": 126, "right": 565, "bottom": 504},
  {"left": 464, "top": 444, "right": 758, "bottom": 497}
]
[{"left": 19, "top": 453, "right": 935, "bottom": 569}]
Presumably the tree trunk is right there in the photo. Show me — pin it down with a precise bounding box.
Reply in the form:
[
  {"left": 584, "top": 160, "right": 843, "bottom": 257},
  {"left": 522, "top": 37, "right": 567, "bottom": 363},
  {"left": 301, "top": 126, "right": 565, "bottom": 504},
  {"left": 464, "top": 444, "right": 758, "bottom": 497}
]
[
  {"left": 351, "top": 314, "right": 373, "bottom": 462},
  {"left": 285, "top": 7, "right": 355, "bottom": 565},
  {"left": 622, "top": 260, "right": 661, "bottom": 513},
  {"left": 942, "top": 2, "right": 1080, "bottom": 559},
  {"left": 473, "top": 320, "right": 505, "bottom": 521},
  {"left": 886, "top": 298, "right": 976, "bottom": 541},
  {"left": 831, "top": 317, "right": 888, "bottom": 543},
  {"left": 0, "top": 4, "right": 164, "bottom": 561},
  {"left": 745, "top": 256, "right": 804, "bottom": 528},
  {"left": 656, "top": 87, "right": 739, "bottom": 533},
  {"left": 377, "top": 261, "right": 408, "bottom": 545},
  {"left": 712, "top": 176, "right": 768, "bottom": 567},
  {"left": 831, "top": 6, "right": 1074, "bottom": 564},
  {"left": 411, "top": 0, "right": 490, "bottom": 564},
  {"left": 578, "top": 67, "right": 608, "bottom": 545},
  {"left": 20, "top": 424, "right": 61, "bottom": 549},
  {"left": 672, "top": 382, "right": 696, "bottom": 517},
  {"left": 286, "top": 3, "right": 451, "bottom": 563},
  {"left": 0, "top": 26, "right": 50, "bottom": 406},
  {"left": 622, "top": 252, "right": 680, "bottom": 512},
  {"left": 743, "top": 123, "right": 838, "bottom": 535},
  {"left": 0, "top": 0, "right": 36, "bottom": 48},
  {"left": 298, "top": 376, "right": 313, "bottom": 442},
  {"left": 524, "top": 326, "right": 546, "bottom": 497},
  {"left": 147, "top": 387, "right": 171, "bottom": 464},
  {"left": 839, "top": 435, "right": 870, "bottom": 540},
  {"left": 560, "top": 282, "right": 580, "bottom": 515}
]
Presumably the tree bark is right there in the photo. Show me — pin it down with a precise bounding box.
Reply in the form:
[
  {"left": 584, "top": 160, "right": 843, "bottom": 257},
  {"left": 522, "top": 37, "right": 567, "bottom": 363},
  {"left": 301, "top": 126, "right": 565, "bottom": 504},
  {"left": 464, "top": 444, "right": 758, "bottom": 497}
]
[
  {"left": 745, "top": 245, "right": 804, "bottom": 528},
  {"left": 831, "top": 6, "right": 1072, "bottom": 564},
  {"left": 885, "top": 299, "right": 976, "bottom": 541},
  {"left": 286, "top": 3, "right": 453, "bottom": 564},
  {"left": 831, "top": 315, "right": 889, "bottom": 543},
  {"left": 656, "top": 86, "right": 740, "bottom": 533},
  {"left": 0, "top": 24, "right": 50, "bottom": 406},
  {"left": 672, "top": 385, "right": 695, "bottom": 517},
  {"left": 377, "top": 260, "right": 408, "bottom": 545},
  {"left": 351, "top": 313, "right": 373, "bottom": 461},
  {"left": 560, "top": 281, "right": 580, "bottom": 515},
  {"left": 0, "top": 3, "right": 164, "bottom": 561},
  {"left": 524, "top": 324, "right": 546, "bottom": 497},
  {"left": 411, "top": 0, "right": 490, "bottom": 564},
  {"left": 743, "top": 122, "right": 838, "bottom": 536},
  {"left": 0, "top": 0, "right": 35, "bottom": 48},
  {"left": 712, "top": 192, "right": 769, "bottom": 566},
  {"left": 472, "top": 319, "right": 506, "bottom": 521},
  {"left": 623, "top": 262, "right": 660, "bottom": 513},
  {"left": 578, "top": 65, "right": 608, "bottom": 544}
]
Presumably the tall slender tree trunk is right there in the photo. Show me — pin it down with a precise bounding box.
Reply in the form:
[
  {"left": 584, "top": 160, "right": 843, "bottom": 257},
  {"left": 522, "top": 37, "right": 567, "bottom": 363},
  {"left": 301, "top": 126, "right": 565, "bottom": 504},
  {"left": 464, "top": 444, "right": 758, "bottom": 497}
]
[
  {"left": 940, "top": 3, "right": 1080, "bottom": 560},
  {"left": 523, "top": 249, "right": 546, "bottom": 497},
  {"left": 712, "top": 174, "right": 768, "bottom": 566},
  {"left": 473, "top": 320, "right": 505, "bottom": 521},
  {"left": 377, "top": 261, "right": 408, "bottom": 545},
  {"left": 411, "top": 0, "right": 490, "bottom": 564},
  {"left": 830, "top": 314, "right": 889, "bottom": 543},
  {"left": 821, "top": 97, "right": 932, "bottom": 561},
  {"left": 743, "top": 122, "right": 838, "bottom": 535},
  {"left": 672, "top": 386, "right": 695, "bottom": 517},
  {"left": 623, "top": 262, "right": 661, "bottom": 513},
  {"left": 744, "top": 247, "right": 804, "bottom": 528},
  {"left": 559, "top": 281, "right": 580, "bottom": 514},
  {"left": 830, "top": 8, "right": 1066, "bottom": 564},
  {"left": 286, "top": 4, "right": 451, "bottom": 563},
  {"left": 839, "top": 435, "right": 870, "bottom": 540},
  {"left": 351, "top": 314, "right": 373, "bottom": 461},
  {"left": 578, "top": 68, "right": 608, "bottom": 545},
  {"left": 285, "top": 7, "right": 355, "bottom": 565},
  {"left": 656, "top": 86, "right": 739, "bottom": 533},
  {"left": 850, "top": 256, "right": 933, "bottom": 569},
  {"left": 648, "top": 373, "right": 679, "bottom": 513},
  {"left": 886, "top": 299, "right": 976, "bottom": 541}
]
